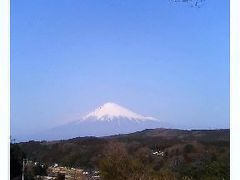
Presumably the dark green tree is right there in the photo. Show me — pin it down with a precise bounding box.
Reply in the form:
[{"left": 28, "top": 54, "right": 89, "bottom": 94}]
[{"left": 10, "top": 143, "right": 26, "bottom": 179}]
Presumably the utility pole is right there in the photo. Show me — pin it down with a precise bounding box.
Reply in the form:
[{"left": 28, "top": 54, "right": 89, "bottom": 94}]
[{"left": 22, "top": 159, "right": 27, "bottom": 180}]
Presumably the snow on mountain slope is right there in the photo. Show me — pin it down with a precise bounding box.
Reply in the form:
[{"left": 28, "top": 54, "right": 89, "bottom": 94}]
[{"left": 82, "top": 102, "right": 157, "bottom": 122}]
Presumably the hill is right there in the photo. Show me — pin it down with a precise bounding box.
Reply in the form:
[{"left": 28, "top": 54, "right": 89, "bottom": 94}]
[{"left": 15, "top": 128, "right": 230, "bottom": 179}]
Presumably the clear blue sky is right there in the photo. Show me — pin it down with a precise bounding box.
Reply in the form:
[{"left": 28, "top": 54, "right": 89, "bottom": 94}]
[{"left": 11, "top": 0, "right": 229, "bottom": 136}]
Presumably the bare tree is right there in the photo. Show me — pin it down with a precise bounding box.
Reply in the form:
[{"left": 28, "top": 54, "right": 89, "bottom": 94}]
[{"left": 171, "top": 0, "right": 206, "bottom": 8}]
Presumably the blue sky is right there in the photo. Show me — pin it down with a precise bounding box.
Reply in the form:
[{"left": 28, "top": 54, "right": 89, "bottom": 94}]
[{"left": 11, "top": 0, "right": 229, "bottom": 136}]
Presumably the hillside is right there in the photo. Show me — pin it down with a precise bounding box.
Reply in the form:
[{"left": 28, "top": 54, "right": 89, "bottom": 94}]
[{"left": 13, "top": 128, "right": 230, "bottom": 179}]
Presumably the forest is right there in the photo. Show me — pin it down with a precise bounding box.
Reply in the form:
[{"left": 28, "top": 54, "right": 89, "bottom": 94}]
[{"left": 11, "top": 128, "right": 229, "bottom": 180}]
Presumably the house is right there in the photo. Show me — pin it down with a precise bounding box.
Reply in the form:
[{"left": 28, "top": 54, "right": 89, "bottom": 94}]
[
  {"left": 152, "top": 150, "right": 165, "bottom": 157},
  {"left": 83, "top": 171, "right": 89, "bottom": 175}
]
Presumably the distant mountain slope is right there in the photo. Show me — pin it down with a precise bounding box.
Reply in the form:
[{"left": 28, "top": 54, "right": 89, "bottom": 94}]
[{"left": 106, "top": 128, "right": 230, "bottom": 142}]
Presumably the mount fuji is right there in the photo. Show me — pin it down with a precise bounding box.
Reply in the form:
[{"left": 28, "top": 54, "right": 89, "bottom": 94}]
[{"left": 26, "top": 102, "right": 168, "bottom": 141}]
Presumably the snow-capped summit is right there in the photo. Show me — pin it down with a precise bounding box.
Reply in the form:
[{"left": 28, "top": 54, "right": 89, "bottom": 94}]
[{"left": 83, "top": 102, "right": 157, "bottom": 121}]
